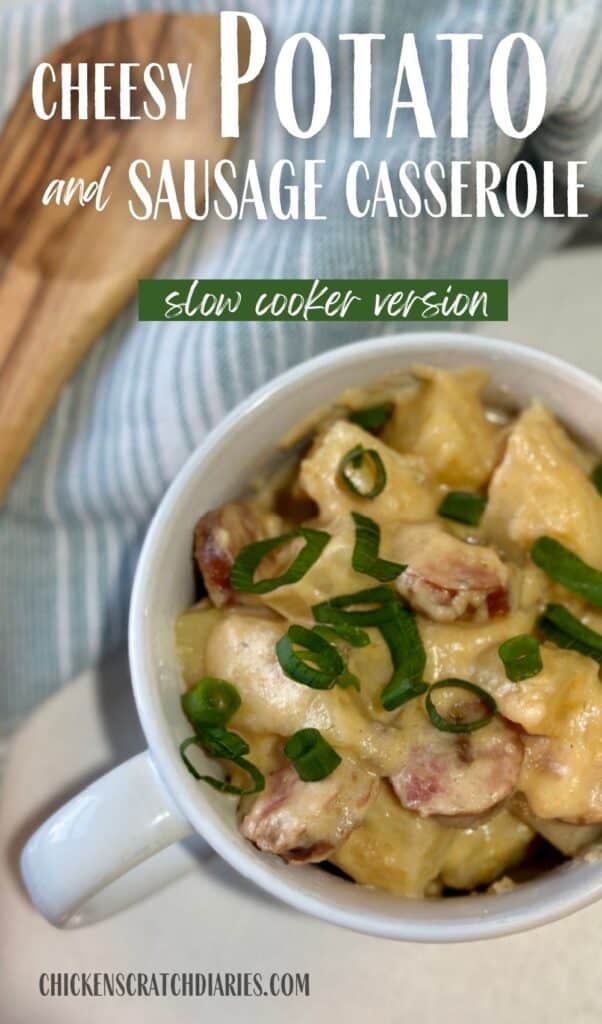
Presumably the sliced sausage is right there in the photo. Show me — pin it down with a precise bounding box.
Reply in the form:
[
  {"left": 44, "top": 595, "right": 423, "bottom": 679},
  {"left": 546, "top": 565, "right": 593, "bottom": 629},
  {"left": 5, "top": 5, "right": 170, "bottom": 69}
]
[
  {"left": 240, "top": 761, "right": 378, "bottom": 863},
  {"left": 390, "top": 701, "right": 523, "bottom": 826},
  {"left": 390, "top": 523, "right": 509, "bottom": 622},
  {"left": 193, "top": 502, "right": 289, "bottom": 607}
]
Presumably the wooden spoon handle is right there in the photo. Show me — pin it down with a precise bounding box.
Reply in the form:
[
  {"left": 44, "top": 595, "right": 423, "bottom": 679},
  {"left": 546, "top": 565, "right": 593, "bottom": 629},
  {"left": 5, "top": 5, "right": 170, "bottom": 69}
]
[{"left": 0, "top": 13, "right": 255, "bottom": 499}]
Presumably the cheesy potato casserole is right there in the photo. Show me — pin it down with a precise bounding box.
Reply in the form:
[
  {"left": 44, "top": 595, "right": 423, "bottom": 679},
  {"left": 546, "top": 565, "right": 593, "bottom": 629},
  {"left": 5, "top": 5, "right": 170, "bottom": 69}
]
[{"left": 175, "top": 366, "right": 602, "bottom": 897}]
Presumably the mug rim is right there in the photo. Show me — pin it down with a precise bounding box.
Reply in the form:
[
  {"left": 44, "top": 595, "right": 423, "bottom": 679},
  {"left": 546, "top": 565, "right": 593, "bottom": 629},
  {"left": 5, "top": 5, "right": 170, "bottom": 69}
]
[{"left": 129, "top": 331, "right": 602, "bottom": 942}]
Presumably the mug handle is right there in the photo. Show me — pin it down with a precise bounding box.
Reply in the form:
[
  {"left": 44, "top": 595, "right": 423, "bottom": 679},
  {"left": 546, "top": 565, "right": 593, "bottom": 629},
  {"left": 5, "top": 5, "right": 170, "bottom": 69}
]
[{"left": 20, "top": 751, "right": 193, "bottom": 927}]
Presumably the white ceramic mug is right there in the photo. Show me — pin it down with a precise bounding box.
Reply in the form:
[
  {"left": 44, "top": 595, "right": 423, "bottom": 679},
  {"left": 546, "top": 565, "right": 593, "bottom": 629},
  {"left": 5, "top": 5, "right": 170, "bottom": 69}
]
[{"left": 20, "top": 333, "right": 602, "bottom": 941}]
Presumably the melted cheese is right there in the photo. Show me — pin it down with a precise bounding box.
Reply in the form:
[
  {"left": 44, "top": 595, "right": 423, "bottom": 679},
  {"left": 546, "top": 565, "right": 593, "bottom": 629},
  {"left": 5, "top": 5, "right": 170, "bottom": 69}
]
[{"left": 421, "top": 610, "right": 537, "bottom": 682}]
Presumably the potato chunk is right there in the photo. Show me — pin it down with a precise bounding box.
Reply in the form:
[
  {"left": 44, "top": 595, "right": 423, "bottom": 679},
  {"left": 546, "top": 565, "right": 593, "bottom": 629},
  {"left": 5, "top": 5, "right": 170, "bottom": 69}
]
[
  {"left": 299, "top": 420, "right": 437, "bottom": 524},
  {"left": 440, "top": 811, "right": 534, "bottom": 890},
  {"left": 383, "top": 366, "right": 500, "bottom": 488},
  {"left": 331, "top": 782, "right": 454, "bottom": 897},
  {"left": 204, "top": 612, "right": 407, "bottom": 773},
  {"left": 477, "top": 644, "right": 602, "bottom": 824},
  {"left": 509, "top": 794, "right": 601, "bottom": 856},
  {"left": 262, "top": 516, "right": 373, "bottom": 623},
  {"left": 520, "top": 736, "right": 602, "bottom": 826},
  {"left": 482, "top": 403, "right": 602, "bottom": 566},
  {"left": 174, "top": 603, "right": 222, "bottom": 687}
]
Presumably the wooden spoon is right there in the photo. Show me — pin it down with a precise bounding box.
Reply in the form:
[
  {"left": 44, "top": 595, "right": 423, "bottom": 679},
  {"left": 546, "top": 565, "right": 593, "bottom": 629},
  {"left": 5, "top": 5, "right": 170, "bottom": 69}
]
[{"left": 0, "top": 13, "right": 255, "bottom": 500}]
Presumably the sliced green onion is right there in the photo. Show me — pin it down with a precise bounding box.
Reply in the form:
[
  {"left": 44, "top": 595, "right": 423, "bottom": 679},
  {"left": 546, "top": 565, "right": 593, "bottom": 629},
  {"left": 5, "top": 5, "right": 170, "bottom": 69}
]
[
  {"left": 180, "top": 736, "right": 265, "bottom": 795},
  {"left": 312, "top": 622, "right": 370, "bottom": 648},
  {"left": 591, "top": 464, "right": 602, "bottom": 495},
  {"left": 378, "top": 602, "right": 427, "bottom": 710},
  {"left": 531, "top": 536, "right": 602, "bottom": 608},
  {"left": 438, "top": 491, "right": 487, "bottom": 527},
  {"left": 379, "top": 602, "right": 426, "bottom": 680},
  {"left": 276, "top": 624, "right": 345, "bottom": 690},
  {"left": 537, "top": 603, "right": 602, "bottom": 663},
  {"left": 425, "top": 679, "right": 497, "bottom": 733},
  {"left": 310, "top": 626, "right": 365, "bottom": 692},
  {"left": 348, "top": 402, "right": 394, "bottom": 434},
  {"left": 230, "top": 527, "right": 330, "bottom": 595},
  {"left": 498, "top": 635, "right": 542, "bottom": 682},
  {"left": 181, "top": 677, "right": 241, "bottom": 729},
  {"left": 338, "top": 444, "right": 387, "bottom": 499},
  {"left": 313, "top": 586, "right": 397, "bottom": 628},
  {"left": 333, "top": 667, "right": 361, "bottom": 692},
  {"left": 381, "top": 676, "right": 428, "bottom": 712},
  {"left": 284, "top": 728, "right": 342, "bottom": 782},
  {"left": 195, "top": 725, "right": 250, "bottom": 759},
  {"left": 351, "top": 512, "right": 405, "bottom": 582},
  {"left": 314, "top": 586, "right": 427, "bottom": 709}
]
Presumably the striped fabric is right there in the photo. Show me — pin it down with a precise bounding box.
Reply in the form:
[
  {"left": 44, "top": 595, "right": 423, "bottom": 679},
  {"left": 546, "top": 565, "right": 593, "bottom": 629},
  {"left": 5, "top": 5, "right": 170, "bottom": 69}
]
[{"left": 0, "top": 0, "right": 601, "bottom": 753}]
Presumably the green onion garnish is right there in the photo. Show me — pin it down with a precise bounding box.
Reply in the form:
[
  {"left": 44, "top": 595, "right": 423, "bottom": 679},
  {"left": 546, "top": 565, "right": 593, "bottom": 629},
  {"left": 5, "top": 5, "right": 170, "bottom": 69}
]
[
  {"left": 276, "top": 624, "right": 345, "bottom": 690},
  {"left": 333, "top": 667, "right": 361, "bottom": 692},
  {"left": 351, "top": 512, "right": 405, "bottom": 582},
  {"left": 338, "top": 444, "right": 387, "bottom": 499},
  {"left": 531, "top": 536, "right": 602, "bottom": 608},
  {"left": 537, "top": 603, "right": 602, "bottom": 663},
  {"left": 310, "top": 626, "right": 364, "bottom": 690},
  {"left": 284, "top": 728, "right": 342, "bottom": 782},
  {"left": 378, "top": 602, "right": 428, "bottom": 710},
  {"left": 438, "top": 491, "right": 487, "bottom": 527},
  {"left": 348, "top": 402, "right": 394, "bottom": 434},
  {"left": 425, "top": 679, "right": 497, "bottom": 733},
  {"left": 180, "top": 730, "right": 265, "bottom": 795},
  {"left": 381, "top": 675, "right": 428, "bottom": 712},
  {"left": 313, "top": 587, "right": 427, "bottom": 711},
  {"left": 312, "top": 622, "right": 370, "bottom": 649},
  {"left": 230, "top": 527, "right": 330, "bottom": 594},
  {"left": 193, "top": 724, "right": 249, "bottom": 760},
  {"left": 592, "top": 464, "right": 602, "bottom": 495},
  {"left": 180, "top": 693, "right": 265, "bottom": 796},
  {"left": 498, "top": 635, "right": 543, "bottom": 683},
  {"left": 181, "top": 677, "right": 241, "bottom": 729},
  {"left": 313, "top": 585, "right": 397, "bottom": 628}
]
